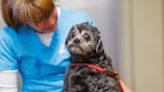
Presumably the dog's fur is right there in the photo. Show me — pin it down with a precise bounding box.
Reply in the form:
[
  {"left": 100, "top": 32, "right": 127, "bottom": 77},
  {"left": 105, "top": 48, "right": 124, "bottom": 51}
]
[{"left": 63, "top": 22, "right": 122, "bottom": 92}]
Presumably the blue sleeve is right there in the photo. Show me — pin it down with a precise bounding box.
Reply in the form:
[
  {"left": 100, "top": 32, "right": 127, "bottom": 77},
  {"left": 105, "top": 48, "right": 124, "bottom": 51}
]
[{"left": 0, "top": 30, "right": 18, "bottom": 70}]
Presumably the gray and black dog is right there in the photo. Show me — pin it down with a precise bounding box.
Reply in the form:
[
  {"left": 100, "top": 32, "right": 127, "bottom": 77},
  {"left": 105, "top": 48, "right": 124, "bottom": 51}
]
[{"left": 63, "top": 22, "right": 123, "bottom": 92}]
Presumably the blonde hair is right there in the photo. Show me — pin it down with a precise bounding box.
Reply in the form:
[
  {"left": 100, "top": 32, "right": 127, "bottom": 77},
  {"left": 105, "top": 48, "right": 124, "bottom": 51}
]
[{"left": 1, "top": 0, "right": 55, "bottom": 30}]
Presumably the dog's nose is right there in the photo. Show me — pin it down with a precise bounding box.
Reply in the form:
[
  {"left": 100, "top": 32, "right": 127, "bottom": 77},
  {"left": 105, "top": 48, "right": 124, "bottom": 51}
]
[{"left": 74, "top": 38, "right": 80, "bottom": 44}]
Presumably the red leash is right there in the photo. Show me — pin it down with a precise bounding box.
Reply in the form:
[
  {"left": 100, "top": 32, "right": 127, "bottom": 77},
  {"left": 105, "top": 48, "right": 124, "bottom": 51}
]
[{"left": 71, "top": 63, "right": 124, "bottom": 92}]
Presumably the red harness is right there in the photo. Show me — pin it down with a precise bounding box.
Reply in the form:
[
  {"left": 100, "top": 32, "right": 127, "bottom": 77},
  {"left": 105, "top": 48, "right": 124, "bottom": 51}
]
[{"left": 71, "top": 63, "right": 124, "bottom": 92}]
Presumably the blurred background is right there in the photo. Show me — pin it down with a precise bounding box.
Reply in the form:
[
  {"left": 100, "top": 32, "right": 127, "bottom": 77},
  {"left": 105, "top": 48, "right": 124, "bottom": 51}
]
[{"left": 0, "top": 0, "right": 164, "bottom": 92}]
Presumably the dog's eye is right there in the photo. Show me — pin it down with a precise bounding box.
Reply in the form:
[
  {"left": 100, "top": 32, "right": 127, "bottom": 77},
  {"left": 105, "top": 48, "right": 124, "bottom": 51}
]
[
  {"left": 83, "top": 33, "right": 90, "bottom": 41},
  {"left": 71, "top": 32, "right": 76, "bottom": 38}
]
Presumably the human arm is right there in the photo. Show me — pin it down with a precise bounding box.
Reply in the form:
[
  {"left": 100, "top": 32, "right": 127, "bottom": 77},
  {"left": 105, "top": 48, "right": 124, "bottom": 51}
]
[
  {"left": 120, "top": 80, "right": 133, "bottom": 92},
  {"left": 0, "top": 30, "right": 19, "bottom": 92},
  {"left": 0, "top": 70, "right": 18, "bottom": 92}
]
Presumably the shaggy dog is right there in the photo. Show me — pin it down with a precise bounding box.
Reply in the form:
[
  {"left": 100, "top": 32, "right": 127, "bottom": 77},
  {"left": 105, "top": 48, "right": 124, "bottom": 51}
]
[{"left": 63, "top": 22, "right": 123, "bottom": 92}]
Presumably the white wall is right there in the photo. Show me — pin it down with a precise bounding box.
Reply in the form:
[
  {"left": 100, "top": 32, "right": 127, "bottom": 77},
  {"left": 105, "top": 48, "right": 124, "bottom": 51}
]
[{"left": 120, "top": 0, "right": 164, "bottom": 92}]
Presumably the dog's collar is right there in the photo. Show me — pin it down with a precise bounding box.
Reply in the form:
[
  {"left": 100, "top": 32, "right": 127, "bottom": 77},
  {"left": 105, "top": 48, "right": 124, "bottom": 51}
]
[
  {"left": 71, "top": 63, "right": 118, "bottom": 77},
  {"left": 71, "top": 63, "right": 124, "bottom": 92},
  {"left": 72, "top": 63, "right": 105, "bottom": 72}
]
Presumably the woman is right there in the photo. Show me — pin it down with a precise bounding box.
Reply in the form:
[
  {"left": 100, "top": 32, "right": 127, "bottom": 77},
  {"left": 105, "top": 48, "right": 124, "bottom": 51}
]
[{"left": 0, "top": 0, "right": 92, "bottom": 91}]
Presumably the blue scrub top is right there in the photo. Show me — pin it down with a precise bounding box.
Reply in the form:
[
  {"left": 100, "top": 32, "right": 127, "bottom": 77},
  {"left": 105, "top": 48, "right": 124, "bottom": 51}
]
[{"left": 0, "top": 8, "right": 92, "bottom": 92}]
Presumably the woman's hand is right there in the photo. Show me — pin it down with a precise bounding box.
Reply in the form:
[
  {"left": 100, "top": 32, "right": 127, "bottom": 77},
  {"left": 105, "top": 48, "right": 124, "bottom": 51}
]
[{"left": 120, "top": 80, "right": 133, "bottom": 92}]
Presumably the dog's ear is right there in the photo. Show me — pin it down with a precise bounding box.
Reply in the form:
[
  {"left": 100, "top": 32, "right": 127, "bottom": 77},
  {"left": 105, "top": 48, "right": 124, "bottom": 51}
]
[
  {"left": 96, "top": 38, "right": 104, "bottom": 54},
  {"left": 87, "top": 25, "right": 103, "bottom": 54},
  {"left": 91, "top": 26, "right": 100, "bottom": 36},
  {"left": 94, "top": 29, "right": 104, "bottom": 54}
]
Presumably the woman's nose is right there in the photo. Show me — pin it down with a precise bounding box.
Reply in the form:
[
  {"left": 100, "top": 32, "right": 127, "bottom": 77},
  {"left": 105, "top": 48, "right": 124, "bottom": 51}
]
[{"left": 46, "top": 17, "right": 55, "bottom": 26}]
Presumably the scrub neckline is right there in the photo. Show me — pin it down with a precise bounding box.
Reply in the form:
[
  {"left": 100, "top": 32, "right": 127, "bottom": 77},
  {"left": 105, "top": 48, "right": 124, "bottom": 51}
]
[{"left": 30, "top": 9, "right": 63, "bottom": 50}]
